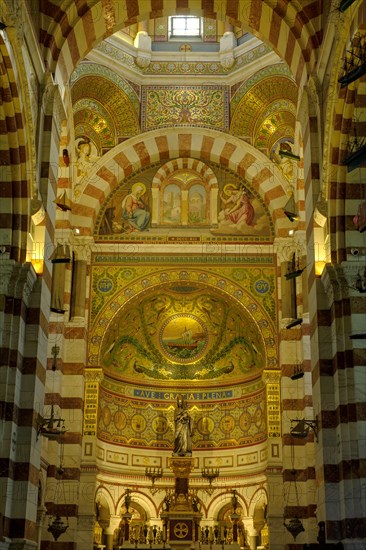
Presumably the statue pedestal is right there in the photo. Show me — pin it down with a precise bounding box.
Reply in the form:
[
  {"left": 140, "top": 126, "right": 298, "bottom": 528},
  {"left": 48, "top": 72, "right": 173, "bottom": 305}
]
[
  {"left": 169, "top": 457, "right": 195, "bottom": 505},
  {"left": 169, "top": 457, "right": 195, "bottom": 478},
  {"left": 162, "top": 457, "right": 201, "bottom": 546},
  {"left": 162, "top": 511, "right": 202, "bottom": 546}
]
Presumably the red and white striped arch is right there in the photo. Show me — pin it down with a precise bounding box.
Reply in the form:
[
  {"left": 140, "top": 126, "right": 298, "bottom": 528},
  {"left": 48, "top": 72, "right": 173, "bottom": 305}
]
[
  {"left": 322, "top": 3, "right": 366, "bottom": 263},
  {"left": 40, "top": 0, "right": 321, "bottom": 89},
  {"left": 0, "top": 36, "right": 29, "bottom": 262},
  {"left": 152, "top": 158, "right": 217, "bottom": 188},
  {"left": 72, "top": 127, "right": 294, "bottom": 237}
]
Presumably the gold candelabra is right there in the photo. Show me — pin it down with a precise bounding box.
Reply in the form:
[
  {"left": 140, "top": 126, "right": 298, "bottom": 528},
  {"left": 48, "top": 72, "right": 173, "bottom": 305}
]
[
  {"left": 201, "top": 468, "right": 220, "bottom": 494},
  {"left": 145, "top": 467, "right": 163, "bottom": 493}
]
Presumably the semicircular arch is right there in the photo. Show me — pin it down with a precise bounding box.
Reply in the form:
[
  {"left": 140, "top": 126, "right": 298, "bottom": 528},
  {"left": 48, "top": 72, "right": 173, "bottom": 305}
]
[
  {"left": 248, "top": 487, "right": 268, "bottom": 517},
  {"left": 45, "top": 2, "right": 316, "bottom": 89},
  {"left": 116, "top": 490, "right": 157, "bottom": 519},
  {"left": 74, "top": 127, "right": 291, "bottom": 238},
  {"left": 95, "top": 485, "right": 115, "bottom": 516},
  {"left": 89, "top": 267, "right": 277, "bottom": 375},
  {"left": 207, "top": 490, "right": 249, "bottom": 520},
  {"left": 152, "top": 158, "right": 217, "bottom": 189}
]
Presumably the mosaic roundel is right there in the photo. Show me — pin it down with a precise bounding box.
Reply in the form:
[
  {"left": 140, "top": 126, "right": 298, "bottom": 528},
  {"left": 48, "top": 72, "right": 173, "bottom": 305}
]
[
  {"left": 114, "top": 411, "right": 127, "bottom": 430},
  {"left": 152, "top": 416, "right": 169, "bottom": 435},
  {"left": 197, "top": 416, "right": 215, "bottom": 435},
  {"left": 159, "top": 314, "right": 208, "bottom": 363},
  {"left": 101, "top": 406, "right": 111, "bottom": 427}
]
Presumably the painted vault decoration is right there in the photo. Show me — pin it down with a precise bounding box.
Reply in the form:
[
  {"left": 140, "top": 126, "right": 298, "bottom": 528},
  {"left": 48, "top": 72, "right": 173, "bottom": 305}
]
[
  {"left": 101, "top": 283, "right": 267, "bottom": 382},
  {"left": 95, "top": 161, "right": 273, "bottom": 242},
  {"left": 141, "top": 86, "right": 229, "bottom": 132},
  {"left": 89, "top": 258, "right": 278, "bottom": 449},
  {"left": 159, "top": 314, "right": 208, "bottom": 362}
]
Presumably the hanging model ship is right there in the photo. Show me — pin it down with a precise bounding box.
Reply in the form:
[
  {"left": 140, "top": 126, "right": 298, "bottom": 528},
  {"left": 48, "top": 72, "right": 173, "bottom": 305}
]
[
  {"left": 342, "top": 121, "right": 366, "bottom": 172},
  {"left": 338, "top": 32, "right": 366, "bottom": 88}
]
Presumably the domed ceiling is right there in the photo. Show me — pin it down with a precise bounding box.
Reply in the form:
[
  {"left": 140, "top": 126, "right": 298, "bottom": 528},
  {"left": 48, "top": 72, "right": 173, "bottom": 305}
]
[
  {"left": 71, "top": 63, "right": 140, "bottom": 153},
  {"left": 101, "top": 282, "right": 266, "bottom": 386},
  {"left": 230, "top": 66, "right": 298, "bottom": 155},
  {"left": 97, "top": 281, "right": 272, "bottom": 450}
]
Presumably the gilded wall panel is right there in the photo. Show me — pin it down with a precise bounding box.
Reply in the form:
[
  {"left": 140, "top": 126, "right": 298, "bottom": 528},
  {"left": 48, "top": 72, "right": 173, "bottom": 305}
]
[
  {"left": 89, "top": 259, "right": 277, "bottom": 382},
  {"left": 97, "top": 386, "right": 266, "bottom": 450},
  {"left": 141, "top": 86, "right": 229, "bottom": 131}
]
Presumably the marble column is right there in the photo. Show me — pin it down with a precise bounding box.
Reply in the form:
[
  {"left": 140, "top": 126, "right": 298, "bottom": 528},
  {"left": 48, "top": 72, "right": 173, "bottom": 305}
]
[
  {"left": 241, "top": 519, "right": 257, "bottom": 550},
  {"left": 70, "top": 259, "right": 87, "bottom": 319}
]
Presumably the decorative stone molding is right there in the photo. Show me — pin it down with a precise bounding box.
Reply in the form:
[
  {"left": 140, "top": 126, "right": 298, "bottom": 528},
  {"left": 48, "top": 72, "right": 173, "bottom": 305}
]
[
  {"left": 321, "top": 264, "right": 340, "bottom": 304},
  {"left": 274, "top": 238, "right": 298, "bottom": 263},
  {"left": 320, "top": 7, "right": 354, "bottom": 204},
  {"left": 84, "top": 368, "right": 104, "bottom": 383},
  {"left": 135, "top": 55, "right": 151, "bottom": 69},
  {"left": 83, "top": 368, "right": 103, "bottom": 437},
  {"left": 313, "top": 196, "right": 328, "bottom": 227},
  {"left": 41, "top": 71, "right": 57, "bottom": 115},
  {"left": 321, "top": 262, "right": 363, "bottom": 305},
  {"left": 70, "top": 235, "right": 95, "bottom": 263},
  {"left": 220, "top": 54, "right": 235, "bottom": 70},
  {"left": 0, "top": 260, "right": 37, "bottom": 304},
  {"left": 262, "top": 370, "right": 281, "bottom": 385},
  {"left": 335, "top": 263, "right": 366, "bottom": 295},
  {"left": 2, "top": 0, "right": 23, "bottom": 41},
  {"left": 262, "top": 371, "right": 281, "bottom": 438}
]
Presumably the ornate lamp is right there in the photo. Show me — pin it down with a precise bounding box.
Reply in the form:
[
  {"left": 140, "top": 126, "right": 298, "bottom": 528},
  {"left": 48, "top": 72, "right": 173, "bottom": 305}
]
[
  {"left": 47, "top": 444, "right": 69, "bottom": 541},
  {"left": 47, "top": 515, "right": 69, "bottom": 541},
  {"left": 201, "top": 468, "right": 219, "bottom": 494},
  {"left": 145, "top": 467, "right": 163, "bottom": 494},
  {"left": 284, "top": 445, "right": 305, "bottom": 541},
  {"left": 284, "top": 517, "right": 305, "bottom": 540}
]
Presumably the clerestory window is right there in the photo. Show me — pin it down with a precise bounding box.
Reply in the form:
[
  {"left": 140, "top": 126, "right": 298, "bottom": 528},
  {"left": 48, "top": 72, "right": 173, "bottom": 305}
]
[{"left": 169, "top": 16, "right": 202, "bottom": 40}]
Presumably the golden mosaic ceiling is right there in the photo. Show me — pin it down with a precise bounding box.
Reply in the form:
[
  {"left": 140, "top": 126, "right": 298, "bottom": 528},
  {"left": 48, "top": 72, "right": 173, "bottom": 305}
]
[
  {"left": 71, "top": 74, "right": 140, "bottom": 149},
  {"left": 100, "top": 282, "right": 267, "bottom": 385},
  {"left": 230, "top": 75, "right": 298, "bottom": 155}
]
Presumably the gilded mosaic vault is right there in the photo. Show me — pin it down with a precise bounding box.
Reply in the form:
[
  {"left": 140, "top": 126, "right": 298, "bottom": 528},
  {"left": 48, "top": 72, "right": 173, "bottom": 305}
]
[
  {"left": 71, "top": 63, "right": 140, "bottom": 152},
  {"left": 230, "top": 67, "right": 298, "bottom": 156},
  {"left": 90, "top": 257, "right": 277, "bottom": 449},
  {"left": 100, "top": 284, "right": 266, "bottom": 382},
  {"left": 90, "top": 259, "right": 276, "bottom": 346}
]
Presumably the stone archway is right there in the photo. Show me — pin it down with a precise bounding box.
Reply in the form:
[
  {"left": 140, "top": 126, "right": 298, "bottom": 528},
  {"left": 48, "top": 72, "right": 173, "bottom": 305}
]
[
  {"left": 42, "top": 1, "right": 318, "bottom": 89},
  {"left": 73, "top": 127, "right": 289, "bottom": 237}
]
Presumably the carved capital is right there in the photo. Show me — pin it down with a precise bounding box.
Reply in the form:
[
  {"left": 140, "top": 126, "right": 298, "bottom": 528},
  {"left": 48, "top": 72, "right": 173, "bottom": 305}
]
[
  {"left": 169, "top": 457, "right": 195, "bottom": 478},
  {"left": 0, "top": 260, "right": 37, "bottom": 305},
  {"left": 70, "top": 235, "right": 95, "bottom": 263},
  {"left": 84, "top": 367, "right": 104, "bottom": 383},
  {"left": 322, "top": 262, "right": 363, "bottom": 304},
  {"left": 262, "top": 370, "right": 281, "bottom": 385}
]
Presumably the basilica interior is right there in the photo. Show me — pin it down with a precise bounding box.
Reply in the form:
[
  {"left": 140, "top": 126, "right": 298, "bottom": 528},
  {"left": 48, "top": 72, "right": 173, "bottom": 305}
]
[{"left": 0, "top": 1, "right": 365, "bottom": 549}]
